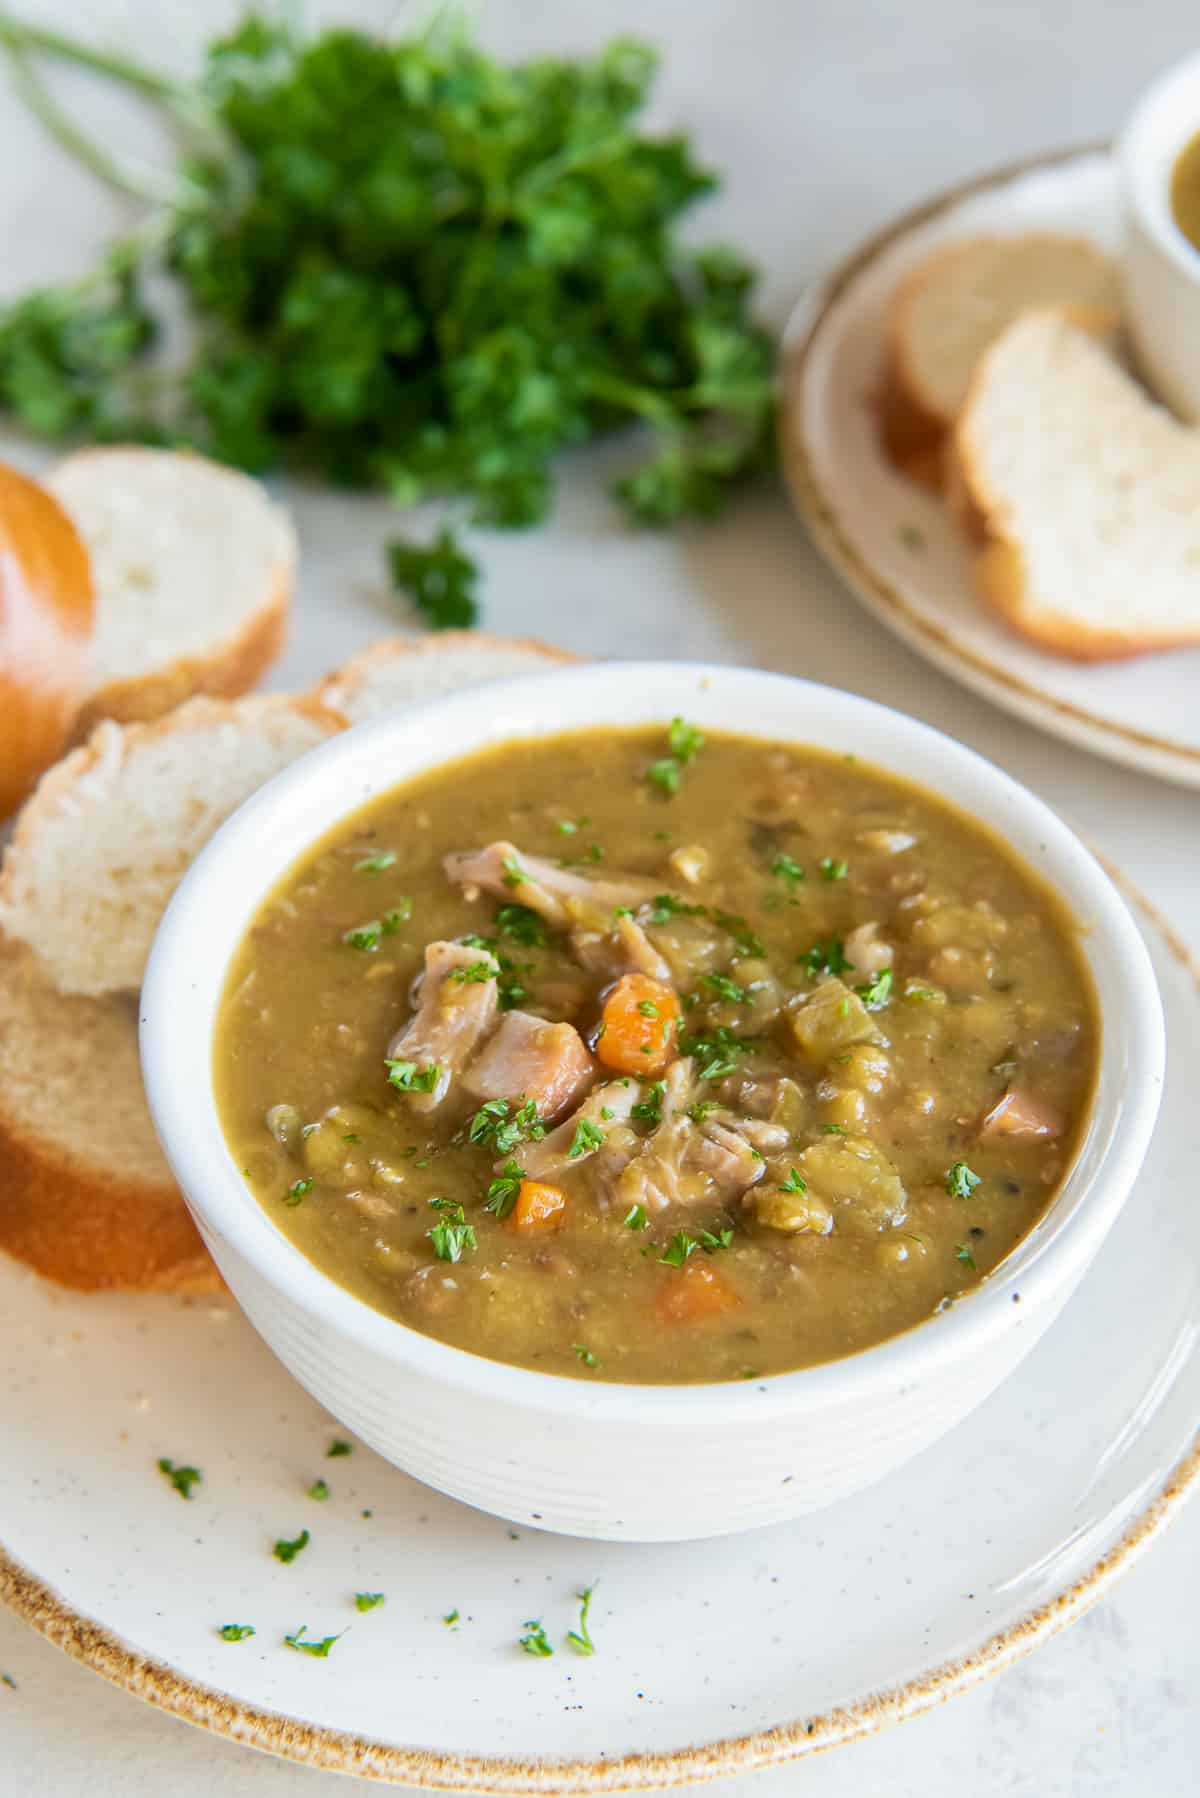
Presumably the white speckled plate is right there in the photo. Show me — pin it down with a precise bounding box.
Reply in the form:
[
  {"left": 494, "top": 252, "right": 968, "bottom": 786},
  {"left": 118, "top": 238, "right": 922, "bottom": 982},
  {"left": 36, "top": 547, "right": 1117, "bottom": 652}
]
[
  {"left": 1, "top": 875, "right": 1197, "bottom": 1791},
  {"left": 780, "top": 146, "right": 1200, "bottom": 789}
]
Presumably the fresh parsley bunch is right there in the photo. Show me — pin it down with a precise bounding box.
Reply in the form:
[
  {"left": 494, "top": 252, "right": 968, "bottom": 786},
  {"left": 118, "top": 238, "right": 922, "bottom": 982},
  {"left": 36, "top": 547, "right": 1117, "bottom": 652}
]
[{"left": 0, "top": 15, "right": 776, "bottom": 623}]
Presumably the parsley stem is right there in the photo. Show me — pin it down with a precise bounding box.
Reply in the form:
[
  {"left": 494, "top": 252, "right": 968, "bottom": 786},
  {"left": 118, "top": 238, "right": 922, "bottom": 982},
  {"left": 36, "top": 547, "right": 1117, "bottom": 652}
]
[{"left": 0, "top": 16, "right": 185, "bottom": 101}]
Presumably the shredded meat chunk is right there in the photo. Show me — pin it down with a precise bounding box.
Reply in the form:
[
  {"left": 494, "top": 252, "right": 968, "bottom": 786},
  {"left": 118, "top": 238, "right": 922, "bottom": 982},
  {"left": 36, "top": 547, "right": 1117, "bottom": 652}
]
[
  {"left": 515, "top": 1080, "right": 640, "bottom": 1181},
  {"left": 570, "top": 911, "right": 671, "bottom": 982},
  {"left": 464, "top": 1010, "right": 595, "bottom": 1123},
  {"left": 613, "top": 1060, "right": 769, "bottom": 1213},
  {"left": 385, "top": 940, "right": 499, "bottom": 1111},
  {"left": 979, "top": 1087, "right": 1063, "bottom": 1140},
  {"left": 443, "top": 841, "right": 663, "bottom": 927}
]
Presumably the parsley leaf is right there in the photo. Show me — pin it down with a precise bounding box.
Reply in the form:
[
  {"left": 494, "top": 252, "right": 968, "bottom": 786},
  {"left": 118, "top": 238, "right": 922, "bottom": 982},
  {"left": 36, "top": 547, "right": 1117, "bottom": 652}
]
[
  {"left": 385, "top": 1059, "right": 442, "bottom": 1093},
  {"left": 945, "top": 1161, "right": 982, "bottom": 1199},
  {"left": 780, "top": 1168, "right": 807, "bottom": 1194},
  {"left": 770, "top": 853, "right": 805, "bottom": 889},
  {"left": 660, "top": 1230, "right": 699, "bottom": 1267},
  {"left": 568, "top": 1118, "right": 606, "bottom": 1158},
  {"left": 157, "top": 1458, "right": 202, "bottom": 1500},
  {"left": 355, "top": 1592, "right": 385, "bottom": 1612},
  {"left": 283, "top": 1625, "right": 341, "bottom": 1658},
  {"left": 954, "top": 1241, "right": 977, "bottom": 1271},
  {"left": 631, "top": 1080, "right": 666, "bottom": 1126},
  {"left": 519, "top": 1620, "right": 554, "bottom": 1657},
  {"left": 273, "top": 1529, "right": 311, "bottom": 1564},
  {"left": 388, "top": 527, "right": 478, "bottom": 630},
  {"left": 645, "top": 893, "right": 705, "bottom": 923},
  {"left": 428, "top": 1202, "right": 476, "bottom": 1262},
  {"left": 326, "top": 1439, "right": 352, "bottom": 1458},
  {"left": 284, "top": 1177, "right": 313, "bottom": 1207},
  {"left": 566, "top": 1585, "right": 597, "bottom": 1656},
  {"left": 668, "top": 718, "right": 704, "bottom": 763},
  {"left": 646, "top": 757, "right": 681, "bottom": 796},
  {"left": 623, "top": 1202, "right": 648, "bottom": 1230},
  {"left": 354, "top": 849, "right": 397, "bottom": 873},
  {"left": 677, "top": 1026, "right": 748, "bottom": 1080},
  {"left": 494, "top": 904, "right": 549, "bottom": 947},
  {"left": 449, "top": 959, "right": 497, "bottom": 985},
  {"left": 818, "top": 856, "right": 848, "bottom": 882},
  {"left": 573, "top": 1344, "right": 599, "bottom": 1368},
  {"left": 443, "top": 1608, "right": 460, "bottom": 1627},
  {"left": 307, "top": 1479, "right": 330, "bottom": 1502},
  {"left": 468, "top": 1096, "right": 545, "bottom": 1153},
  {"left": 218, "top": 1624, "right": 255, "bottom": 1641},
  {"left": 701, "top": 972, "right": 747, "bottom": 1003},
  {"left": 801, "top": 938, "right": 854, "bottom": 978},
  {"left": 485, "top": 1160, "right": 525, "bottom": 1219},
  {"left": 856, "top": 968, "right": 893, "bottom": 1010}
]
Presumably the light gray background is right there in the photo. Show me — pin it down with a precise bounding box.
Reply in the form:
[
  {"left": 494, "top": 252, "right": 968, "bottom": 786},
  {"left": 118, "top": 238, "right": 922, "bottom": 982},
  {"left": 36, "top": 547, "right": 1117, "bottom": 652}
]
[{"left": 1, "top": 2, "right": 1198, "bottom": 1793}]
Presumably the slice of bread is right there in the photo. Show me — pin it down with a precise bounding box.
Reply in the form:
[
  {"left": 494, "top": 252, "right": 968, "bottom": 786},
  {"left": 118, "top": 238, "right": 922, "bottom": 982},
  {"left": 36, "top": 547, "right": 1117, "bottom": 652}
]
[
  {"left": 318, "top": 631, "right": 578, "bottom": 726},
  {"left": 45, "top": 447, "right": 296, "bottom": 738},
  {"left": 0, "top": 934, "right": 217, "bottom": 1292},
  {"left": 955, "top": 309, "right": 1200, "bottom": 660},
  {"left": 0, "top": 695, "right": 341, "bottom": 997},
  {"left": 880, "top": 234, "right": 1120, "bottom": 482}
]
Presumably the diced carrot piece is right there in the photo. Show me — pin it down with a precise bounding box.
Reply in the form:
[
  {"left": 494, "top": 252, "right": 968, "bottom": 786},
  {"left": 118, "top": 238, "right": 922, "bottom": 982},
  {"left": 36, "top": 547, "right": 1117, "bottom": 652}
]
[
  {"left": 655, "top": 1260, "right": 740, "bottom": 1324},
  {"left": 596, "top": 973, "right": 681, "bottom": 1076},
  {"left": 509, "top": 1180, "right": 567, "bottom": 1234}
]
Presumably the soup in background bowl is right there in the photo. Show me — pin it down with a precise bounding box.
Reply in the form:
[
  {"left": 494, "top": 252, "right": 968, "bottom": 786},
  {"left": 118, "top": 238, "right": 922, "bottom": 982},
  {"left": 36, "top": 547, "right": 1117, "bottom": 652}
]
[
  {"left": 141, "top": 664, "right": 1163, "bottom": 1538},
  {"left": 215, "top": 725, "right": 1098, "bottom": 1385}
]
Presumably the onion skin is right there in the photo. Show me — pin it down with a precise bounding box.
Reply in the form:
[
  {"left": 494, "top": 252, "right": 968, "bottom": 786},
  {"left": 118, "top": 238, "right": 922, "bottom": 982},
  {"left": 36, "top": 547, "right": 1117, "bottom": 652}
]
[{"left": 0, "top": 462, "right": 93, "bottom": 817}]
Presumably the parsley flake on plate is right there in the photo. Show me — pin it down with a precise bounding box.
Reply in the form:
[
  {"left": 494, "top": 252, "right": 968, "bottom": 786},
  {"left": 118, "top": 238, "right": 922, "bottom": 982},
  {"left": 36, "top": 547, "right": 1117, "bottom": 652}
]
[
  {"left": 218, "top": 1624, "right": 255, "bottom": 1642},
  {"left": 307, "top": 1479, "right": 330, "bottom": 1502},
  {"left": 326, "top": 1440, "right": 352, "bottom": 1458},
  {"left": 443, "top": 1608, "right": 460, "bottom": 1628},
  {"left": 283, "top": 1625, "right": 341, "bottom": 1658},
  {"left": 355, "top": 1592, "right": 385, "bottom": 1612},
  {"left": 519, "top": 1620, "right": 554, "bottom": 1657},
  {"left": 273, "top": 1529, "right": 311, "bottom": 1564},
  {"left": 157, "top": 1457, "right": 201, "bottom": 1500},
  {"left": 566, "top": 1585, "right": 597, "bottom": 1656}
]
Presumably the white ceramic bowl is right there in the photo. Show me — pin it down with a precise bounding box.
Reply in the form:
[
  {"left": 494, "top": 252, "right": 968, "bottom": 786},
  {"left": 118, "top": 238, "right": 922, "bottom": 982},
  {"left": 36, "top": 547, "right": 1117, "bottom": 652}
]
[
  {"left": 140, "top": 664, "right": 1164, "bottom": 1542},
  {"left": 1120, "top": 49, "right": 1200, "bottom": 420}
]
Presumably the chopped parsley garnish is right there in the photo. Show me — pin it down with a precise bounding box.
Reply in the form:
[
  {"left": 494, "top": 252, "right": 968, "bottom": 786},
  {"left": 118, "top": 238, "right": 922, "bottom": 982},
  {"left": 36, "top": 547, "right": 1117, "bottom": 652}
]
[
  {"left": 645, "top": 892, "right": 706, "bottom": 923},
  {"left": 779, "top": 1168, "right": 807, "bottom": 1194},
  {"left": 485, "top": 1160, "right": 525, "bottom": 1219},
  {"left": 678, "top": 1027, "right": 748, "bottom": 1080},
  {"left": 818, "top": 856, "right": 848, "bottom": 882},
  {"left": 443, "top": 1608, "right": 460, "bottom": 1627},
  {"left": 501, "top": 854, "right": 525, "bottom": 888},
  {"left": 494, "top": 903, "right": 549, "bottom": 947},
  {"left": 354, "top": 849, "right": 397, "bottom": 873},
  {"left": 669, "top": 717, "right": 705, "bottom": 763},
  {"left": 556, "top": 818, "right": 581, "bottom": 834},
  {"left": 157, "top": 1458, "right": 202, "bottom": 1500},
  {"left": 559, "top": 842, "right": 604, "bottom": 868},
  {"left": 307, "top": 1479, "right": 330, "bottom": 1502},
  {"left": 623, "top": 1203, "right": 649, "bottom": 1230},
  {"left": 945, "top": 1161, "right": 982, "bottom": 1199},
  {"left": 283, "top": 1625, "right": 341, "bottom": 1658},
  {"left": 449, "top": 958, "right": 497, "bottom": 985},
  {"left": 285, "top": 1177, "right": 313, "bottom": 1206},
  {"left": 659, "top": 1230, "right": 700, "bottom": 1267},
  {"left": 468, "top": 1096, "right": 545, "bottom": 1152},
  {"left": 954, "top": 1242, "right": 977, "bottom": 1271},
  {"left": 646, "top": 757, "right": 681, "bottom": 796},
  {"left": 696, "top": 1227, "right": 734, "bottom": 1251},
  {"left": 384, "top": 900, "right": 414, "bottom": 928},
  {"left": 218, "top": 1624, "right": 255, "bottom": 1641},
  {"left": 687, "top": 1099, "right": 720, "bottom": 1123},
  {"left": 568, "top": 1118, "right": 606, "bottom": 1158},
  {"left": 273, "top": 1529, "right": 311, "bottom": 1564},
  {"left": 385, "top": 1059, "right": 442, "bottom": 1093},
  {"left": 519, "top": 1620, "right": 554, "bottom": 1657},
  {"left": 770, "top": 853, "right": 805, "bottom": 889},
  {"left": 636, "top": 998, "right": 660, "bottom": 1018},
  {"left": 327, "top": 1440, "right": 352, "bottom": 1458},
  {"left": 355, "top": 1592, "right": 385, "bottom": 1612},
  {"left": 801, "top": 938, "right": 854, "bottom": 978},
  {"left": 566, "top": 1585, "right": 597, "bottom": 1656},
  {"left": 822, "top": 1123, "right": 847, "bottom": 1135},
  {"left": 856, "top": 968, "right": 893, "bottom": 1010},
  {"left": 342, "top": 903, "right": 411, "bottom": 951},
  {"left": 428, "top": 1202, "right": 476, "bottom": 1262},
  {"left": 701, "top": 972, "right": 747, "bottom": 1003},
  {"left": 573, "top": 1344, "right": 599, "bottom": 1368},
  {"left": 631, "top": 1080, "right": 665, "bottom": 1126}
]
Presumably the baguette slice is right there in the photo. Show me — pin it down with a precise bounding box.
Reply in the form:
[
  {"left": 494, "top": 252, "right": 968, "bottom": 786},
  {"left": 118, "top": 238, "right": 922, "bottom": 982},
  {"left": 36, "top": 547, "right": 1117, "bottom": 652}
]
[
  {"left": 0, "top": 695, "right": 341, "bottom": 998},
  {"left": 0, "top": 934, "right": 217, "bottom": 1292},
  {"left": 881, "top": 234, "right": 1120, "bottom": 482},
  {"left": 955, "top": 309, "right": 1200, "bottom": 660},
  {"left": 318, "top": 631, "right": 578, "bottom": 726},
  {"left": 45, "top": 448, "right": 296, "bottom": 738}
]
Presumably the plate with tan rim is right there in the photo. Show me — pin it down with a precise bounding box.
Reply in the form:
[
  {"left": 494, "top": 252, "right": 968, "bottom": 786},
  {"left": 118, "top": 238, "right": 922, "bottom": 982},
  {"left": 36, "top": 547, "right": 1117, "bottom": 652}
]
[
  {"left": 0, "top": 872, "right": 1196, "bottom": 1792},
  {"left": 779, "top": 145, "right": 1200, "bottom": 790}
]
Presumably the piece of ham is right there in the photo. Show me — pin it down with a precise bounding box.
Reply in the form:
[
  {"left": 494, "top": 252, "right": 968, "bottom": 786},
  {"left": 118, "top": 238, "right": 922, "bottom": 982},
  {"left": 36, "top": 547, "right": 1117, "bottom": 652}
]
[
  {"left": 515, "top": 1080, "right": 641, "bottom": 1181},
  {"left": 979, "top": 1087, "right": 1064, "bottom": 1140},
  {"left": 463, "top": 1010, "right": 595, "bottom": 1123},
  {"left": 613, "top": 1060, "right": 769, "bottom": 1214},
  {"left": 385, "top": 940, "right": 499, "bottom": 1112},
  {"left": 570, "top": 911, "right": 672, "bottom": 983},
  {"left": 443, "top": 840, "right": 663, "bottom": 928}
]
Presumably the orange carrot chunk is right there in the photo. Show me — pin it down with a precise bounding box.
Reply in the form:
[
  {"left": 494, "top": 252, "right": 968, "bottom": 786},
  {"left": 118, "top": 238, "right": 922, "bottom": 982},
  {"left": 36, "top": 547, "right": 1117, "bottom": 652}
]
[
  {"left": 509, "top": 1179, "right": 567, "bottom": 1233},
  {"left": 655, "top": 1260, "right": 740, "bottom": 1324},
  {"left": 596, "top": 973, "right": 681, "bottom": 1076}
]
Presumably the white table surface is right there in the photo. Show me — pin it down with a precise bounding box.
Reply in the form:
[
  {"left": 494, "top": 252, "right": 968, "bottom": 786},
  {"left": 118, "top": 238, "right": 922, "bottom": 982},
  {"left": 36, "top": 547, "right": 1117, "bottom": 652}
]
[{"left": 2, "top": 1, "right": 1198, "bottom": 1792}]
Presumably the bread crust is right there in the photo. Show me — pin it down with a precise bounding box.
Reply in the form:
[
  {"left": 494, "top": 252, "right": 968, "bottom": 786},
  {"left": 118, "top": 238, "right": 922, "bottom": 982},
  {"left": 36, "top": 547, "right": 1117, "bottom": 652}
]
[{"left": 317, "top": 630, "right": 580, "bottom": 721}]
